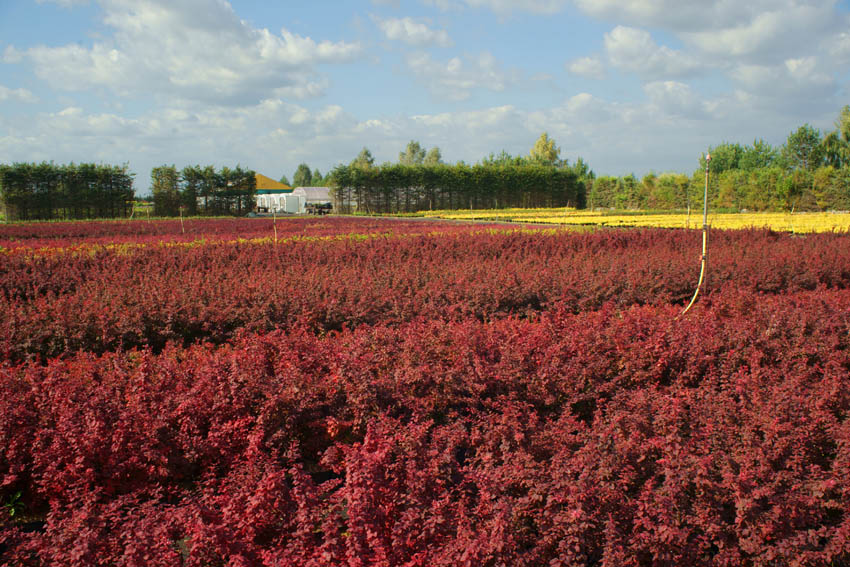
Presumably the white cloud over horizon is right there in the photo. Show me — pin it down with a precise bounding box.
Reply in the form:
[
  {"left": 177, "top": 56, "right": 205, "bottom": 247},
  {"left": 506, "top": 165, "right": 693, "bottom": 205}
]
[
  {"left": 7, "top": 0, "right": 361, "bottom": 106},
  {"left": 405, "top": 51, "right": 521, "bottom": 100},
  {"left": 1, "top": 0, "right": 848, "bottom": 192}
]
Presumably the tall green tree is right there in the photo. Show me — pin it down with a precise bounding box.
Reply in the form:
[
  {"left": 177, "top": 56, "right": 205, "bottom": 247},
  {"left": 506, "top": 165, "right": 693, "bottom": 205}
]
[
  {"left": 311, "top": 169, "right": 325, "bottom": 186},
  {"left": 529, "top": 132, "right": 561, "bottom": 165},
  {"left": 424, "top": 147, "right": 442, "bottom": 166},
  {"left": 399, "top": 141, "right": 426, "bottom": 165},
  {"left": 698, "top": 142, "right": 743, "bottom": 174},
  {"left": 293, "top": 163, "right": 312, "bottom": 187},
  {"left": 782, "top": 124, "right": 824, "bottom": 171},
  {"left": 740, "top": 139, "right": 778, "bottom": 170},
  {"left": 351, "top": 147, "right": 375, "bottom": 169},
  {"left": 179, "top": 165, "right": 200, "bottom": 216},
  {"left": 151, "top": 165, "right": 180, "bottom": 216},
  {"left": 823, "top": 105, "right": 850, "bottom": 168},
  {"left": 279, "top": 174, "right": 291, "bottom": 186}
]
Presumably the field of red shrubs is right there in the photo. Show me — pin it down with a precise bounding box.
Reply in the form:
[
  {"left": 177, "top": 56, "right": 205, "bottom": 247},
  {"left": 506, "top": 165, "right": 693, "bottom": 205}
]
[
  {"left": 1, "top": 217, "right": 849, "bottom": 566},
  {"left": 0, "top": 216, "right": 499, "bottom": 251}
]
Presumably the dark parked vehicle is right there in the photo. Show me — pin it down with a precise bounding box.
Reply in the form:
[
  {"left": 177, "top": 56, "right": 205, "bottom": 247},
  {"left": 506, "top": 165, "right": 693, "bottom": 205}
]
[{"left": 307, "top": 203, "right": 332, "bottom": 215}]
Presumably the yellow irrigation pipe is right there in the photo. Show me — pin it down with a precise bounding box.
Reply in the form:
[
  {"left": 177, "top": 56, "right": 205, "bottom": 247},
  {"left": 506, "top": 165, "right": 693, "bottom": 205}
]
[{"left": 679, "top": 152, "right": 711, "bottom": 318}]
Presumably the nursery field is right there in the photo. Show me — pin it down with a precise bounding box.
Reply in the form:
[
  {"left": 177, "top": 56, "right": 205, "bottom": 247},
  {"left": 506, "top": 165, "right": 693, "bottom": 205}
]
[
  {"left": 422, "top": 207, "right": 850, "bottom": 233},
  {"left": 1, "top": 216, "right": 850, "bottom": 566}
]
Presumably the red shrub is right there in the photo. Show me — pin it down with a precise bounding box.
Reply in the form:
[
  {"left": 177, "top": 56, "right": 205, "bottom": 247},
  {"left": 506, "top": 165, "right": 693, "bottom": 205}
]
[{"left": 2, "top": 285, "right": 850, "bottom": 564}]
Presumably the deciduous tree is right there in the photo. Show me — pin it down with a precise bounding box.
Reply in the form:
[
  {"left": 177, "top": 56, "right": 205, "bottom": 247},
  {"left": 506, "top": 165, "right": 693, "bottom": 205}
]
[
  {"left": 740, "top": 139, "right": 778, "bottom": 170},
  {"left": 698, "top": 142, "right": 743, "bottom": 173},
  {"left": 529, "top": 132, "right": 560, "bottom": 165},
  {"left": 424, "top": 147, "right": 442, "bottom": 166},
  {"left": 823, "top": 105, "right": 850, "bottom": 169},
  {"left": 399, "top": 140, "right": 426, "bottom": 165},
  {"left": 352, "top": 147, "right": 375, "bottom": 169}
]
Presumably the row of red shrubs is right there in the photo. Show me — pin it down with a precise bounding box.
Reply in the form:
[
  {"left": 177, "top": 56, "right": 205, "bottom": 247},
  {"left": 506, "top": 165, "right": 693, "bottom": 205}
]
[
  {"left": 0, "top": 216, "right": 498, "bottom": 250},
  {"left": 1, "top": 286, "right": 849, "bottom": 565},
  {"left": 3, "top": 228, "right": 850, "bottom": 362}
]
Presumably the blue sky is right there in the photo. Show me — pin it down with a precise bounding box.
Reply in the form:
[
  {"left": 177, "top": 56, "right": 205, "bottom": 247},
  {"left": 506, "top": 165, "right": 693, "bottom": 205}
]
[{"left": 2, "top": 0, "right": 849, "bottom": 193}]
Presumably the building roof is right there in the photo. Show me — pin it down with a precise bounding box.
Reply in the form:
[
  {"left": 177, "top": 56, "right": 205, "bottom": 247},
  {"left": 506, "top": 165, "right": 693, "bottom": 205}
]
[
  {"left": 292, "top": 186, "right": 332, "bottom": 201},
  {"left": 255, "top": 173, "right": 292, "bottom": 193}
]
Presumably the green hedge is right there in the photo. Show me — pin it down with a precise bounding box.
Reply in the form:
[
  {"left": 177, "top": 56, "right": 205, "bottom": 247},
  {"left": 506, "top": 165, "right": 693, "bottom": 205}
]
[
  {"left": 330, "top": 163, "right": 585, "bottom": 214},
  {"left": 0, "top": 162, "right": 134, "bottom": 221}
]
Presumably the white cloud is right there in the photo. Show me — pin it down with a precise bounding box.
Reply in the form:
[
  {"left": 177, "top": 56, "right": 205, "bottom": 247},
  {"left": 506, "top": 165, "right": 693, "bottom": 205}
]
[
  {"left": 405, "top": 51, "right": 520, "bottom": 100},
  {"left": 375, "top": 16, "right": 453, "bottom": 47},
  {"left": 463, "top": 0, "right": 568, "bottom": 14},
  {"left": 0, "top": 98, "right": 361, "bottom": 184},
  {"left": 3, "top": 47, "right": 25, "bottom": 64},
  {"left": 0, "top": 73, "right": 835, "bottom": 195},
  {"left": 567, "top": 56, "right": 605, "bottom": 79},
  {"left": 643, "top": 81, "right": 707, "bottom": 119},
  {"left": 729, "top": 56, "right": 836, "bottom": 111},
  {"left": 604, "top": 26, "right": 702, "bottom": 79},
  {"left": 682, "top": 4, "right": 836, "bottom": 62},
  {"left": 0, "top": 86, "right": 38, "bottom": 103},
  {"left": 422, "top": 0, "right": 568, "bottom": 14},
  {"left": 574, "top": 0, "right": 726, "bottom": 29},
  {"left": 827, "top": 31, "right": 850, "bottom": 63},
  {"left": 9, "top": 0, "right": 361, "bottom": 105},
  {"left": 576, "top": 0, "right": 847, "bottom": 66}
]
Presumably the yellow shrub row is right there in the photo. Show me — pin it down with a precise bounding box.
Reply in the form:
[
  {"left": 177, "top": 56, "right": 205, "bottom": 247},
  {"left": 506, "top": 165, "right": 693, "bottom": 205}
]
[{"left": 423, "top": 209, "right": 850, "bottom": 233}]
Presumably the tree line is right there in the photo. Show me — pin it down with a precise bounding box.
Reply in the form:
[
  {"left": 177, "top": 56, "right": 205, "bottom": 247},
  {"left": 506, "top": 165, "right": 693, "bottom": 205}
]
[
  {"left": 280, "top": 163, "right": 329, "bottom": 187},
  {"left": 329, "top": 162, "right": 584, "bottom": 213},
  {"left": 328, "top": 135, "right": 590, "bottom": 213},
  {"left": 590, "top": 105, "right": 850, "bottom": 212},
  {"left": 151, "top": 165, "right": 256, "bottom": 217},
  {"left": 0, "top": 162, "right": 134, "bottom": 221}
]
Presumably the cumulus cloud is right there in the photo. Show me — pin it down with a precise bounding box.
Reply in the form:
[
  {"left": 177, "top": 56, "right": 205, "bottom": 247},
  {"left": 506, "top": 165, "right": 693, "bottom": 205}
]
[
  {"left": 575, "top": 0, "right": 847, "bottom": 66},
  {"left": 375, "top": 16, "right": 452, "bottom": 47},
  {"left": 0, "top": 98, "right": 361, "bottom": 186},
  {"left": 422, "top": 0, "right": 568, "bottom": 15},
  {"left": 729, "top": 56, "right": 836, "bottom": 113},
  {"left": 682, "top": 3, "right": 838, "bottom": 62},
  {"left": 0, "top": 85, "right": 38, "bottom": 103},
  {"left": 463, "top": 0, "right": 568, "bottom": 14},
  {"left": 567, "top": 56, "right": 605, "bottom": 79},
  {"left": 643, "top": 80, "right": 708, "bottom": 119},
  {"left": 574, "top": 0, "right": 728, "bottom": 29},
  {"left": 405, "top": 51, "right": 520, "bottom": 100},
  {"left": 8, "top": 0, "right": 361, "bottom": 105},
  {"left": 3, "top": 47, "right": 25, "bottom": 64},
  {"left": 604, "top": 26, "right": 702, "bottom": 79}
]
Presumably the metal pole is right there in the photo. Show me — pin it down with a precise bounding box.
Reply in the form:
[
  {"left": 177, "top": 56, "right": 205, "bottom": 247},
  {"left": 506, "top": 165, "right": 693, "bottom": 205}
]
[{"left": 679, "top": 152, "right": 711, "bottom": 317}]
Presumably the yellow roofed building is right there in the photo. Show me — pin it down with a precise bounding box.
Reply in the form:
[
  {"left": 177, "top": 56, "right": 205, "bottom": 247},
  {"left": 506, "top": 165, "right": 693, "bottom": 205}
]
[{"left": 255, "top": 174, "right": 296, "bottom": 212}]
